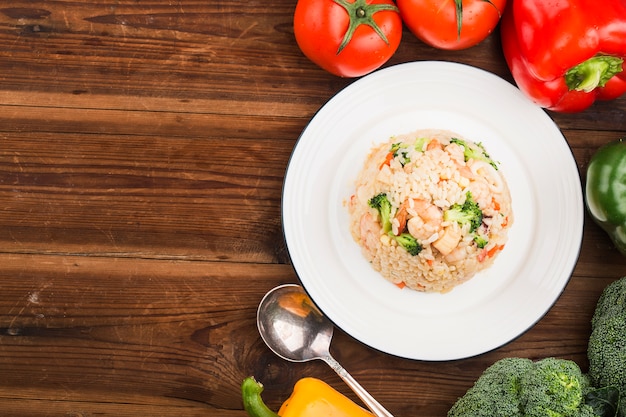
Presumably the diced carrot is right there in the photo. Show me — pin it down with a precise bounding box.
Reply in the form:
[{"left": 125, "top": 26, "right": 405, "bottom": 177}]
[
  {"left": 426, "top": 259, "right": 434, "bottom": 266},
  {"left": 478, "top": 244, "right": 504, "bottom": 262},
  {"left": 379, "top": 152, "right": 394, "bottom": 169},
  {"left": 426, "top": 139, "right": 441, "bottom": 151},
  {"left": 492, "top": 197, "right": 501, "bottom": 211},
  {"left": 394, "top": 199, "right": 409, "bottom": 235},
  {"left": 501, "top": 216, "right": 509, "bottom": 227},
  {"left": 487, "top": 244, "right": 504, "bottom": 258},
  {"left": 395, "top": 282, "right": 406, "bottom": 289}
]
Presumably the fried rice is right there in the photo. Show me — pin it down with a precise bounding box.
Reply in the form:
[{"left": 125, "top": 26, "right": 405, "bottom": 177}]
[{"left": 348, "top": 129, "right": 513, "bottom": 293}]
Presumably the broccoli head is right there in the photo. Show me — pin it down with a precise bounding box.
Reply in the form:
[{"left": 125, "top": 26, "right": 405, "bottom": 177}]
[
  {"left": 590, "top": 276, "right": 626, "bottom": 328},
  {"left": 448, "top": 357, "right": 533, "bottom": 417},
  {"left": 444, "top": 192, "right": 483, "bottom": 233},
  {"left": 368, "top": 193, "right": 393, "bottom": 233},
  {"left": 450, "top": 137, "right": 499, "bottom": 169},
  {"left": 588, "top": 277, "right": 626, "bottom": 417},
  {"left": 392, "top": 233, "right": 422, "bottom": 256},
  {"left": 519, "top": 357, "right": 589, "bottom": 417},
  {"left": 579, "top": 404, "right": 606, "bottom": 417},
  {"left": 390, "top": 142, "right": 411, "bottom": 166},
  {"left": 448, "top": 357, "right": 601, "bottom": 417},
  {"left": 473, "top": 235, "right": 488, "bottom": 249}
]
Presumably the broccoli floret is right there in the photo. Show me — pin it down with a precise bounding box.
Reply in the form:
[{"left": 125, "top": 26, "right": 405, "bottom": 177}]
[
  {"left": 450, "top": 138, "right": 498, "bottom": 169},
  {"left": 473, "top": 235, "right": 488, "bottom": 248},
  {"left": 444, "top": 192, "right": 483, "bottom": 233},
  {"left": 448, "top": 357, "right": 533, "bottom": 417},
  {"left": 520, "top": 357, "right": 589, "bottom": 417},
  {"left": 578, "top": 404, "right": 605, "bottom": 417},
  {"left": 588, "top": 277, "right": 626, "bottom": 417},
  {"left": 590, "top": 276, "right": 626, "bottom": 328},
  {"left": 390, "top": 142, "right": 411, "bottom": 166},
  {"left": 392, "top": 233, "right": 422, "bottom": 256},
  {"left": 368, "top": 193, "right": 393, "bottom": 233}
]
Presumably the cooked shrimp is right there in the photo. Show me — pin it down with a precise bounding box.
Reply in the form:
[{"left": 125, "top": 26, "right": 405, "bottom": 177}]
[
  {"left": 466, "top": 180, "right": 491, "bottom": 208},
  {"left": 444, "top": 246, "right": 468, "bottom": 263},
  {"left": 412, "top": 199, "right": 443, "bottom": 223},
  {"left": 456, "top": 164, "right": 475, "bottom": 181},
  {"left": 393, "top": 198, "right": 441, "bottom": 236},
  {"left": 469, "top": 160, "right": 504, "bottom": 193},
  {"left": 393, "top": 198, "right": 427, "bottom": 235},
  {"left": 445, "top": 142, "right": 465, "bottom": 165},
  {"left": 404, "top": 199, "right": 443, "bottom": 241},
  {"left": 359, "top": 213, "right": 380, "bottom": 253}
]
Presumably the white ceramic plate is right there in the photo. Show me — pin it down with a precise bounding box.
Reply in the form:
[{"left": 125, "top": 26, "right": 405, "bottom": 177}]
[{"left": 282, "top": 61, "right": 583, "bottom": 361}]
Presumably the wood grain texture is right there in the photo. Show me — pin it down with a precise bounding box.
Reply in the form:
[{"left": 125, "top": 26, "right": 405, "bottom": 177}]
[{"left": 0, "top": 1, "right": 625, "bottom": 416}]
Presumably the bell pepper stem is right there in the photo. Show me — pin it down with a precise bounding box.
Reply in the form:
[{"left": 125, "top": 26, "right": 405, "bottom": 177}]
[
  {"left": 565, "top": 55, "right": 624, "bottom": 92},
  {"left": 242, "top": 377, "right": 280, "bottom": 417}
]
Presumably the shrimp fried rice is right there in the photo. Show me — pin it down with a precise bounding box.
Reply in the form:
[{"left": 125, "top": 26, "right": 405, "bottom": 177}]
[{"left": 348, "top": 129, "right": 513, "bottom": 293}]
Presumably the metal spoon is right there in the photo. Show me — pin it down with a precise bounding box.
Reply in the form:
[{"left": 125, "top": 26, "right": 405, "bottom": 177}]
[{"left": 257, "top": 283, "right": 395, "bottom": 417}]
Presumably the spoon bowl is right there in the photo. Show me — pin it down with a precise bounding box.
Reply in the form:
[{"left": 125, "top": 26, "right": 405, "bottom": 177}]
[
  {"left": 257, "top": 283, "right": 333, "bottom": 363},
  {"left": 257, "top": 284, "right": 394, "bottom": 417}
]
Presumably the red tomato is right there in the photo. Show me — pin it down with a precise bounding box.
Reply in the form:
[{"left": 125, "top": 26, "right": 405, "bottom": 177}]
[
  {"left": 293, "top": 0, "right": 403, "bottom": 78},
  {"left": 396, "top": 0, "right": 506, "bottom": 50}
]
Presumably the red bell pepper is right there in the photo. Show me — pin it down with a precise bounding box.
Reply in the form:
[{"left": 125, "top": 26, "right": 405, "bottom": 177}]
[{"left": 500, "top": 0, "right": 626, "bottom": 112}]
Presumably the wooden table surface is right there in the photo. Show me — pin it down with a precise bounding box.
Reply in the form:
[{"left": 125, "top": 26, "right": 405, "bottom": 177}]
[{"left": 1, "top": 2, "right": 625, "bottom": 416}]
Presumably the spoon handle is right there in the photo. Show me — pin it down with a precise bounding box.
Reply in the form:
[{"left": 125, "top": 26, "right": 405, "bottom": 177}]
[{"left": 323, "top": 355, "right": 395, "bottom": 417}]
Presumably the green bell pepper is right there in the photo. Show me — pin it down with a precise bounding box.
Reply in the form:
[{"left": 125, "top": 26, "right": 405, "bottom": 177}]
[{"left": 585, "top": 138, "right": 626, "bottom": 255}]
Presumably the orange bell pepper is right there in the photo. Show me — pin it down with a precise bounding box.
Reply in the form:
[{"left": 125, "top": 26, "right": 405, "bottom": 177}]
[{"left": 242, "top": 376, "right": 374, "bottom": 417}]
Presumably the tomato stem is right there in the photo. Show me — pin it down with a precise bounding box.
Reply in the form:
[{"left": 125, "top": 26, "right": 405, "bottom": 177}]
[
  {"left": 454, "top": 0, "right": 501, "bottom": 39},
  {"left": 333, "top": 0, "right": 399, "bottom": 54},
  {"left": 454, "top": 0, "right": 463, "bottom": 39}
]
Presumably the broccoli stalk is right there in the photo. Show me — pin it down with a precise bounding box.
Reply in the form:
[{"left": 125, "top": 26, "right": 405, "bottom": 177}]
[
  {"left": 588, "top": 276, "right": 626, "bottom": 417},
  {"left": 450, "top": 137, "right": 499, "bottom": 169},
  {"left": 444, "top": 192, "right": 484, "bottom": 233},
  {"left": 367, "top": 193, "right": 422, "bottom": 256}
]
